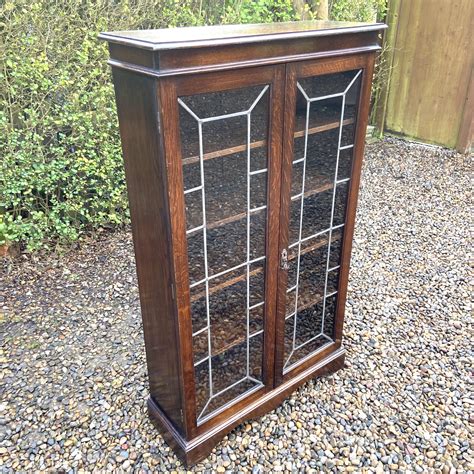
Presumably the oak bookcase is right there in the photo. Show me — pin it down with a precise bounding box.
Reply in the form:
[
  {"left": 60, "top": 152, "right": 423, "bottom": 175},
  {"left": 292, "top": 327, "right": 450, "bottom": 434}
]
[{"left": 100, "top": 20, "right": 386, "bottom": 465}]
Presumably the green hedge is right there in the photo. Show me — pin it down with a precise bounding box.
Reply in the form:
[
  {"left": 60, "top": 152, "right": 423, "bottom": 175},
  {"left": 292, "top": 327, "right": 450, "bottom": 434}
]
[{"left": 0, "top": 0, "right": 385, "bottom": 251}]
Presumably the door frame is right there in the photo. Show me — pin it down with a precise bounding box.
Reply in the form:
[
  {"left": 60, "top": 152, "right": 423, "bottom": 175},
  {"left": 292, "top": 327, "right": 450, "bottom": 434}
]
[
  {"left": 274, "top": 53, "right": 376, "bottom": 385},
  {"left": 158, "top": 64, "right": 285, "bottom": 437}
]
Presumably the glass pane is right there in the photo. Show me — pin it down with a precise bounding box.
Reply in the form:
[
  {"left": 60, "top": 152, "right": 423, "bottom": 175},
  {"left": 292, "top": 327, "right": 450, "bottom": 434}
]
[
  {"left": 202, "top": 116, "right": 247, "bottom": 158},
  {"left": 249, "top": 304, "right": 264, "bottom": 335},
  {"left": 297, "top": 234, "right": 328, "bottom": 308},
  {"left": 193, "top": 330, "right": 208, "bottom": 365},
  {"left": 334, "top": 181, "right": 349, "bottom": 227},
  {"left": 249, "top": 333, "right": 264, "bottom": 380},
  {"left": 323, "top": 294, "right": 337, "bottom": 339},
  {"left": 249, "top": 260, "right": 265, "bottom": 307},
  {"left": 287, "top": 246, "right": 298, "bottom": 289},
  {"left": 190, "top": 284, "right": 207, "bottom": 334},
  {"left": 305, "top": 126, "right": 340, "bottom": 190},
  {"left": 294, "top": 303, "right": 324, "bottom": 348},
  {"left": 283, "top": 69, "right": 361, "bottom": 373},
  {"left": 341, "top": 73, "right": 362, "bottom": 147},
  {"left": 249, "top": 211, "right": 266, "bottom": 260},
  {"left": 195, "top": 361, "right": 210, "bottom": 416},
  {"left": 301, "top": 187, "right": 333, "bottom": 238},
  {"left": 286, "top": 288, "right": 296, "bottom": 317},
  {"left": 179, "top": 83, "right": 269, "bottom": 424},
  {"left": 211, "top": 340, "right": 247, "bottom": 403},
  {"left": 207, "top": 219, "right": 246, "bottom": 276},
  {"left": 204, "top": 150, "right": 247, "bottom": 225},
  {"left": 185, "top": 190, "right": 203, "bottom": 230},
  {"left": 183, "top": 161, "right": 201, "bottom": 190},
  {"left": 250, "top": 172, "right": 267, "bottom": 209},
  {"left": 338, "top": 147, "right": 354, "bottom": 181},
  {"left": 250, "top": 95, "right": 269, "bottom": 172},
  {"left": 327, "top": 269, "right": 339, "bottom": 295},
  {"left": 187, "top": 231, "right": 205, "bottom": 284},
  {"left": 179, "top": 106, "right": 200, "bottom": 160},
  {"left": 329, "top": 229, "right": 344, "bottom": 269},
  {"left": 289, "top": 198, "right": 301, "bottom": 245},
  {"left": 291, "top": 160, "right": 304, "bottom": 197},
  {"left": 298, "top": 70, "right": 360, "bottom": 99},
  {"left": 209, "top": 268, "right": 247, "bottom": 356}
]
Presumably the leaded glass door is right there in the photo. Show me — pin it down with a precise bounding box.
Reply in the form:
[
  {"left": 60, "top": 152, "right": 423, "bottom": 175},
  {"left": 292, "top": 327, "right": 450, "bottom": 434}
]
[
  {"left": 275, "top": 57, "right": 367, "bottom": 379},
  {"left": 168, "top": 66, "right": 284, "bottom": 429}
]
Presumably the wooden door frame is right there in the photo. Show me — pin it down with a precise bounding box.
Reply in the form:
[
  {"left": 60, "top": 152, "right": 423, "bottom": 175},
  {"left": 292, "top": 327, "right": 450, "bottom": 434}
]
[
  {"left": 158, "top": 64, "right": 285, "bottom": 437},
  {"left": 274, "top": 53, "right": 376, "bottom": 385}
]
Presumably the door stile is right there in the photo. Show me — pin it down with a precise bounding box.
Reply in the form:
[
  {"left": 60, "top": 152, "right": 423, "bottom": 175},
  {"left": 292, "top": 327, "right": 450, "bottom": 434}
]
[
  {"left": 158, "top": 77, "right": 199, "bottom": 437},
  {"left": 333, "top": 53, "right": 375, "bottom": 343},
  {"left": 274, "top": 64, "right": 298, "bottom": 386},
  {"left": 261, "top": 64, "right": 286, "bottom": 390}
]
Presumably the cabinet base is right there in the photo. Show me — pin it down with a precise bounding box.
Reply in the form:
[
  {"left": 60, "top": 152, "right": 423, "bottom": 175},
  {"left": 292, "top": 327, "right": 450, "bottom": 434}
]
[{"left": 148, "top": 347, "right": 345, "bottom": 466}]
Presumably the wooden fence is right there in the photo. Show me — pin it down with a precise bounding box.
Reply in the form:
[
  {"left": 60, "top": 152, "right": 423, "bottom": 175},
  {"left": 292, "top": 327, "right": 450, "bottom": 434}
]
[{"left": 375, "top": 0, "right": 473, "bottom": 152}]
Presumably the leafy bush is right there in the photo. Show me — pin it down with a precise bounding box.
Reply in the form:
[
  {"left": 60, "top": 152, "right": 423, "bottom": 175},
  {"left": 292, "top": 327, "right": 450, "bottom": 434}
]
[
  {"left": 329, "top": 0, "right": 387, "bottom": 22},
  {"left": 223, "top": 0, "right": 299, "bottom": 24},
  {"left": 1, "top": 0, "right": 385, "bottom": 251}
]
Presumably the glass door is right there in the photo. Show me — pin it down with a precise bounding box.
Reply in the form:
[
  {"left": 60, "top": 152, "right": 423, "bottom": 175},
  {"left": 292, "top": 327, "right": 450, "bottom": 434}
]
[
  {"left": 169, "top": 66, "right": 283, "bottom": 428},
  {"left": 276, "top": 57, "right": 367, "bottom": 378}
]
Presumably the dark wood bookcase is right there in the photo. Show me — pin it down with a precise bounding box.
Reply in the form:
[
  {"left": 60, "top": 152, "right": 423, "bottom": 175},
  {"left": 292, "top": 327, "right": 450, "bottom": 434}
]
[{"left": 100, "top": 20, "right": 386, "bottom": 465}]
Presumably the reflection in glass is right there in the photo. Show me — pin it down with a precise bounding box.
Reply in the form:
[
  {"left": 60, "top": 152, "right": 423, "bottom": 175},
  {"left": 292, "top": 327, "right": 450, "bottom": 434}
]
[
  {"left": 283, "top": 69, "right": 362, "bottom": 373},
  {"left": 179, "top": 84, "right": 270, "bottom": 424}
]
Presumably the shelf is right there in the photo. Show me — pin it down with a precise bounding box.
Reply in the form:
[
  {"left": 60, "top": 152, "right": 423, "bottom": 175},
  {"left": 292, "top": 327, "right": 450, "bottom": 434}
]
[
  {"left": 191, "top": 265, "right": 263, "bottom": 303},
  {"left": 188, "top": 178, "right": 332, "bottom": 235},
  {"left": 183, "top": 138, "right": 267, "bottom": 166},
  {"left": 208, "top": 328, "right": 263, "bottom": 361},
  {"left": 288, "top": 294, "right": 323, "bottom": 317},
  {"left": 291, "top": 181, "right": 333, "bottom": 201},
  {"left": 182, "top": 115, "right": 354, "bottom": 167},
  {"left": 189, "top": 223, "right": 342, "bottom": 304},
  {"left": 294, "top": 117, "right": 354, "bottom": 140},
  {"left": 190, "top": 230, "right": 343, "bottom": 364},
  {"left": 192, "top": 296, "right": 264, "bottom": 362}
]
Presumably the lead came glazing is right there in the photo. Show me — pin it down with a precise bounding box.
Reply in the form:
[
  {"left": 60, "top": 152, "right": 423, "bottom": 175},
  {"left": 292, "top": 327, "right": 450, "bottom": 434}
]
[
  {"left": 283, "top": 70, "right": 362, "bottom": 372},
  {"left": 179, "top": 85, "right": 270, "bottom": 424}
]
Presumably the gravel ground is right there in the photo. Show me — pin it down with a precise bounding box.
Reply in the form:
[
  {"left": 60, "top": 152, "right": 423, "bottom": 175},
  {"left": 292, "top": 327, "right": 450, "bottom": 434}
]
[{"left": 1, "top": 137, "right": 472, "bottom": 472}]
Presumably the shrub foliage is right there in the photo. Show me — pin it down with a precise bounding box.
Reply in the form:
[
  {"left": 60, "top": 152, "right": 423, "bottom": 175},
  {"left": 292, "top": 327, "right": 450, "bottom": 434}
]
[{"left": 0, "top": 0, "right": 385, "bottom": 251}]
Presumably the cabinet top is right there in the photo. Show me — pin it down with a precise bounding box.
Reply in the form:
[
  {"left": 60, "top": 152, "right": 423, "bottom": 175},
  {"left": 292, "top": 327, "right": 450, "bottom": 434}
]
[{"left": 99, "top": 20, "right": 386, "bottom": 51}]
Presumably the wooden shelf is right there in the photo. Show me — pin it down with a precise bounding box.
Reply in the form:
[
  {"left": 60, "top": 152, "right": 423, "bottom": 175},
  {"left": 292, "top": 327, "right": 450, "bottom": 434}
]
[
  {"left": 189, "top": 202, "right": 342, "bottom": 304},
  {"left": 189, "top": 180, "right": 334, "bottom": 247},
  {"left": 183, "top": 138, "right": 267, "bottom": 166},
  {"left": 182, "top": 117, "right": 354, "bottom": 166},
  {"left": 194, "top": 246, "right": 341, "bottom": 362},
  {"left": 292, "top": 182, "right": 333, "bottom": 202},
  {"left": 294, "top": 117, "right": 354, "bottom": 140},
  {"left": 207, "top": 207, "right": 259, "bottom": 231}
]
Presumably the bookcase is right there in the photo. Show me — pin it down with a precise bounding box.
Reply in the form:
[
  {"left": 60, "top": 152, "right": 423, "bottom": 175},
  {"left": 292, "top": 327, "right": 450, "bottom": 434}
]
[{"left": 100, "top": 20, "right": 386, "bottom": 465}]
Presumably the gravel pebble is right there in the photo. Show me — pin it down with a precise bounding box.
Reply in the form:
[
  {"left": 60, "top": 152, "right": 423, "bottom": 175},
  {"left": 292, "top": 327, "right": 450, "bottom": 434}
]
[{"left": 1, "top": 137, "right": 472, "bottom": 472}]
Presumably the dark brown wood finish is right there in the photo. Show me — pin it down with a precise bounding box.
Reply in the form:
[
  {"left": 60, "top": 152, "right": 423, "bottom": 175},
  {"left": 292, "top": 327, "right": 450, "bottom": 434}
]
[
  {"left": 111, "top": 69, "right": 184, "bottom": 430},
  {"left": 157, "top": 77, "right": 197, "bottom": 436},
  {"left": 274, "top": 61, "right": 297, "bottom": 386},
  {"left": 101, "top": 20, "right": 385, "bottom": 467}
]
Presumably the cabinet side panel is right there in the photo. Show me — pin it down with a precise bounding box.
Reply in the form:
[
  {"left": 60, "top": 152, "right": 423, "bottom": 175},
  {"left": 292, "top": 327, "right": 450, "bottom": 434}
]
[{"left": 111, "top": 68, "right": 184, "bottom": 430}]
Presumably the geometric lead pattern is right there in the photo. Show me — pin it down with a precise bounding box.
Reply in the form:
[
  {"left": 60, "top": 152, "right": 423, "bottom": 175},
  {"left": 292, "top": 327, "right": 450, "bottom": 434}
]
[
  {"left": 179, "top": 86, "right": 269, "bottom": 424},
  {"left": 283, "top": 70, "right": 362, "bottom": 372}
]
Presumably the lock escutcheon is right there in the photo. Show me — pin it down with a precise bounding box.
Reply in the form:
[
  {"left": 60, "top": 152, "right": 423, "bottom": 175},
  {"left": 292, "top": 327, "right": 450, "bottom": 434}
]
[{"left": 280, "top": 248, "right": 289, "bottom": 270}]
